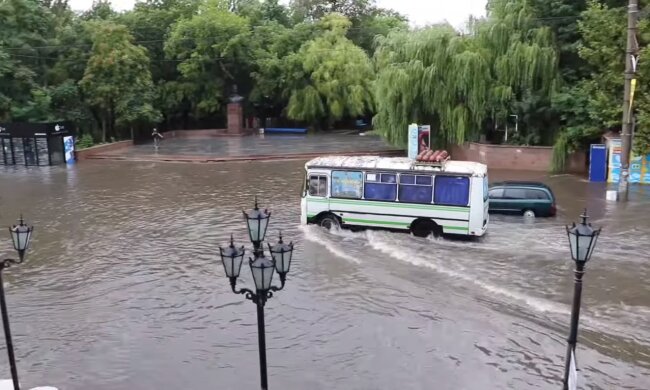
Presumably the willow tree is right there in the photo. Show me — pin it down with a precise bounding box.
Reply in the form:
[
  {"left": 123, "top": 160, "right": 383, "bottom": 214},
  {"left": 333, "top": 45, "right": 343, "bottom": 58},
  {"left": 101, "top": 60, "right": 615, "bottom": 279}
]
[
  {"left": 286, "top": 13, "right": 374, "bottom": 128},
  {"left": 373, "top": 1, "right": 557, "bottom": 147}
]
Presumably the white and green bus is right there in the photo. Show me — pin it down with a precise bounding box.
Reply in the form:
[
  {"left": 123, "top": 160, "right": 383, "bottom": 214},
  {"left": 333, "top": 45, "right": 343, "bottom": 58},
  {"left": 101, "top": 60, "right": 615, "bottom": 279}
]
[{"left": 300, "top": 156, "right": 489, "bottom": 237}]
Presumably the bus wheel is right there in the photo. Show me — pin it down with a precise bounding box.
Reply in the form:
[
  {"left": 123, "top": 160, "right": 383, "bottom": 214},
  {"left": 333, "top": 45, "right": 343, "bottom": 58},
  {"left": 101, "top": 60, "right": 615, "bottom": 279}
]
[
  {"left": 319, "top": 214, "right": 340, "bottom": 230},
  {"left": 411, "top": 219, "right": 441, "bottom": 238}
]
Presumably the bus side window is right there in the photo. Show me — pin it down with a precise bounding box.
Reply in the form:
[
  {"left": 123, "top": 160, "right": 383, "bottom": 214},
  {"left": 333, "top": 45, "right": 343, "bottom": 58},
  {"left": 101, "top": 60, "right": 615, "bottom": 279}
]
[
  {"left": 309, "top": 175, "right": 327, "bottom": 196},
  {"left": 319, "top": 176, "right": 327, "bottom": 196},
  {"left": 483, "top": 177, "right": 489, "bottom": 201}
]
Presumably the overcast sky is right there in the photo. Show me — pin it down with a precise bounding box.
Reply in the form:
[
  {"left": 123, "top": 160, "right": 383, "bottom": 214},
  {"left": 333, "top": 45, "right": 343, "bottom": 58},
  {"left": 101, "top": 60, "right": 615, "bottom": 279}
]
[{"left": 67, "top": 0, "right": 487, "bottom": 29}]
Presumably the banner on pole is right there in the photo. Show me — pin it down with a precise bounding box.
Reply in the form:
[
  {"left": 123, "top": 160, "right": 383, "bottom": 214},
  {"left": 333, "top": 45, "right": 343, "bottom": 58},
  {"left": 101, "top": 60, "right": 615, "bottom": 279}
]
[
  {"left": 418, "top": 125, "right": 431, "bottom": 152},
  {"left": 408, "top": 123, "right": 419, "bottom": 159},
  {"left": 629, "top": 78, "right": 637, "bottom": 117}
]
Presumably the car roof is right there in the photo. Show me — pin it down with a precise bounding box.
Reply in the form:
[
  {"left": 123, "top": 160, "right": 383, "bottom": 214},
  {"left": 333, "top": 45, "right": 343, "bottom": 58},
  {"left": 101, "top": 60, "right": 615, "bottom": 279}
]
[{"left": 490, "top": 181, "right": 552, "bottom": 189}]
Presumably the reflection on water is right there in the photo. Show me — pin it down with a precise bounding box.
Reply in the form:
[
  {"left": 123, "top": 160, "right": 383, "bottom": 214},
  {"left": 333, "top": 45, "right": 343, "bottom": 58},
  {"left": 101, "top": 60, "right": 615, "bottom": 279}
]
[{"left": 0, "top": 161, "right": 649, "bottom": 390}]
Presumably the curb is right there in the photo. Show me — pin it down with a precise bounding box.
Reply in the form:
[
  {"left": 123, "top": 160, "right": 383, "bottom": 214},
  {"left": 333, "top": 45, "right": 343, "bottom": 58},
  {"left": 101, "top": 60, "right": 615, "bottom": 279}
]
[{"left": 85, "top": 149, "right": 405, "bottom": 164}]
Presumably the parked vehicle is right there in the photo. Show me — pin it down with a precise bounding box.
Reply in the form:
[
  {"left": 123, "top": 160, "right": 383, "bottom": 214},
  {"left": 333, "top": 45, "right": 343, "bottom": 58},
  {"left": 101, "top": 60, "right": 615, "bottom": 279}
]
[
  {"left": 300, "top": 156, "right": 489, "bottom": 237},
  {"left": 488, "top": 181, "right": 556, "bottom": 217}
]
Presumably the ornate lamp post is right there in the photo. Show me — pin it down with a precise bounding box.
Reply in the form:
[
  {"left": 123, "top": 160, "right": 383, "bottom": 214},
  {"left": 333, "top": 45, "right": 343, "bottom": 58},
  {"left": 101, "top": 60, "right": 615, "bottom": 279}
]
[
  {"left": 562, "top": 209, "right": 601, "bottom": 390},
  {"left": 219, "top": 199, "right": 294, "bottom": 390},
  {"left": 1, "top": 216, "right": 34, "bottom": 390}
]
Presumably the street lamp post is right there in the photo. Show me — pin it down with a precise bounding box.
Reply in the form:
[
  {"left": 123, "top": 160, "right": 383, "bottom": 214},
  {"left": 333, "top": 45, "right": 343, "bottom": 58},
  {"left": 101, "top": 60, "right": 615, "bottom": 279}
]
[
  {"left": 219, "top": 199, "right": 294, "bottom": 390},
  {"left": 562, "top": 209, "right": 601, "bottom": 390},
  {"left": 1, "top": 216, "right": 34, "bottom": 390}
]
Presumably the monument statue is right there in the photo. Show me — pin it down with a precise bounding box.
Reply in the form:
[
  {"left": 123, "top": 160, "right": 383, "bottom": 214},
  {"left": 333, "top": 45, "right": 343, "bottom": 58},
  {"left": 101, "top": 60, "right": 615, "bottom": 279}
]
[{"left": 229, "top": 84, "right": 244, "bottom": 103}]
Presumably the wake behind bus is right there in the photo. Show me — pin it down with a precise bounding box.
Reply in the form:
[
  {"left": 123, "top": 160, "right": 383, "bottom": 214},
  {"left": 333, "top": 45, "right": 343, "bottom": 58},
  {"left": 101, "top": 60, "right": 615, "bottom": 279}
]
[{"left": 300, "top": 155, "right": 489, "bottom": 237}]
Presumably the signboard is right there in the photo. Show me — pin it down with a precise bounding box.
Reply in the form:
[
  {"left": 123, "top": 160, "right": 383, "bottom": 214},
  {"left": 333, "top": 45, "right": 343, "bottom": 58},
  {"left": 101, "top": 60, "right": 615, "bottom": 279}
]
[
  {"left": 589, "top": 144, "right": 607, "bottom": 182},
  {"left": 331, "top": 170, "right": 363, "bottom": 199},
  {"left": 408, "top": 123, "right": 433, "bottom": 160},
  {"left": 408, "top": 123, "right": 419, "bottom": 159},
  {"left": 418, "top": 125, "right": 431, "bottom": 152},
  {"left": 607, "top": 138, "right": 650, "bottom": 184},
  {"left": 64, "top": 136, "right": 75, "bottom": 164}
]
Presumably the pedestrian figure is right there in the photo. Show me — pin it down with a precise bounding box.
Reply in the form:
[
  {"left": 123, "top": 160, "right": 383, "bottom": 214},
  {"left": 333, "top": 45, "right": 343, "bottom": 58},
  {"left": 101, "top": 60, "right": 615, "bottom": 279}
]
[{"left": 152, "top": 128, "right": 163, "bottom": 149}]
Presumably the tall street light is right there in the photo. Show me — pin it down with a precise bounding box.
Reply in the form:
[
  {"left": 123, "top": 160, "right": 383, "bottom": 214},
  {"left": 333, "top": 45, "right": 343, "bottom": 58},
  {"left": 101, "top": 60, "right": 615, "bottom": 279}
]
[
  {"left": 219, "top": 198, "right": 294, "bottom": 390},
  {"left": 1, "top": 216, "right": 34, "bottom": 390},
  {"left": 562, "top": 209, "right": 601, "bottom": 390}
]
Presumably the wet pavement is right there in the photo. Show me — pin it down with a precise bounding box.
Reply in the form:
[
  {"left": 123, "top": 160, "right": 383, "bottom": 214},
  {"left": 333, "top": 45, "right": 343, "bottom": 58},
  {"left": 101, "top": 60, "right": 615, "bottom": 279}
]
[
  {"left": 96, "top": 133, "right": 399, "bottom": 160},
  {"left": 0, "top": 161, "right": 649, "bottom": 390}
]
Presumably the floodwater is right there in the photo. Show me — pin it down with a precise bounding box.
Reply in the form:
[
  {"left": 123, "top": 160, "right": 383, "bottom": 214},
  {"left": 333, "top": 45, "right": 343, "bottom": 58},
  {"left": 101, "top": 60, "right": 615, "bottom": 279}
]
[
  {"left": 116, "top": 133, "right": 397, "bottom": 158},
  {"left": 0, "top": 161, "right": 649, "bottom": 390}
]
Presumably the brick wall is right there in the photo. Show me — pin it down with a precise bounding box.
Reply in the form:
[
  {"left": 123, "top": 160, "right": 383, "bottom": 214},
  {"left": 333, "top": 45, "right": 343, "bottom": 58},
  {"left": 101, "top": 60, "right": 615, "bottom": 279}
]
[
  {"left": 75, "top": 140, "right": 133, "bottom": 160},
  {"left": 450, "top": 143, "right": 587, "bottom": 173}
]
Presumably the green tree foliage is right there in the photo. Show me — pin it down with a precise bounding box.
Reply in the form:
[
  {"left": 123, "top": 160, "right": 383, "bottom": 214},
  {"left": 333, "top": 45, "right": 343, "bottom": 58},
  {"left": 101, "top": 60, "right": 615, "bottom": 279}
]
[
  {"left": 373, "top": 1, "right": 557, "bottom": 147},
  {"left": 551, "top": 0, "right": 649, "bottom": 170},
  {"left": 80, "top": 21, "right": 160, "bottom": 142},
  {"left": 0, "top": 0, "right": 647, "bottom": 165},
  {"left": 289, "top": 0, "right": 373, "bottom": 22},
  {"left": 117, "top": 0, "right": 198, "bottom": 129},
  {"left": 285, "top": 14, "right": 374, "bottom": 127},
  {"left": 0, "top": 0, "right": 57, "bottom": 121},
  {"left": 165, "top": 0, "right": 253, "bottom": 117}
]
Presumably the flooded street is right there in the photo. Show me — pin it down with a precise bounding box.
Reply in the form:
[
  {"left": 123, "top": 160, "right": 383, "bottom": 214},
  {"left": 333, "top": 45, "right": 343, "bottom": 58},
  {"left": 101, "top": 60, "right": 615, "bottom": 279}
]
[{"left": 0, "top": 160, "right": 649, "bottom": 389}]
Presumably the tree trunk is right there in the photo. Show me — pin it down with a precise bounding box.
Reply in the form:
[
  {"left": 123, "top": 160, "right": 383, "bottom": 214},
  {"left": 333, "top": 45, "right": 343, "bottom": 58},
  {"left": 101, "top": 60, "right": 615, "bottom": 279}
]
[
  {"left": 183, "top": 109, "right": 189, "bottom": 130},
  {"left": 101, "top": 116, "right": 107, "bottom": 143},
  {"left": 109, "top": 103, "right": 115, "bottom": 141}
]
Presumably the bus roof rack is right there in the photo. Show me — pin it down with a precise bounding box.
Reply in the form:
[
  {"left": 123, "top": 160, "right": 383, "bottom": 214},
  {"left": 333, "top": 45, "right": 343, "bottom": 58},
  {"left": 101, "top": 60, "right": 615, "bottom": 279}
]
[{"left": 411, "top": 160, "right": 447, "bottom": 169}]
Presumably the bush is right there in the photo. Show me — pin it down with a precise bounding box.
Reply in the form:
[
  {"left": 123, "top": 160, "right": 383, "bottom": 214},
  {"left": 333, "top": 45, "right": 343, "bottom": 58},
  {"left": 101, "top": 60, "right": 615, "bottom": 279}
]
[
  {"left": 551, "top": 133, "right": 569, "bottom": 173},
  {"left": 76, "top": 133, "right": 95, "bottom": 149}
]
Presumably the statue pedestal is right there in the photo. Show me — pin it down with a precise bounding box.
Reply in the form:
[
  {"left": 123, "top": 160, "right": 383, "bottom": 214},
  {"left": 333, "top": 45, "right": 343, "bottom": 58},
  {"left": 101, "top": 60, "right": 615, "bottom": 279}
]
[{"left": 227, "top": 102, "right": 243, "bottom": 135}]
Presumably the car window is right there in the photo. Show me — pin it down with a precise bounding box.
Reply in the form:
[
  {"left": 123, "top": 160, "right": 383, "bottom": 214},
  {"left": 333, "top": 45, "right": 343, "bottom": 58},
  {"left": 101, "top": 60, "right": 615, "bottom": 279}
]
[
  {"left": 489, "top": 188, "right": 504, "bottom": 198},
  {"left": 526, "top": 189, "right": 549, "bottom": 200},
  {"left": 504, "top": 188, "right": 527, "bottom": 199}
]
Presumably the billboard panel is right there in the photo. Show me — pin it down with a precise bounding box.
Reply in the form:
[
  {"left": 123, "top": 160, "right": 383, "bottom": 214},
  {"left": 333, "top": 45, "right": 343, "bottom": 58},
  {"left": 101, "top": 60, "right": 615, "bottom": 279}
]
[{"left": 64, "top": 136, "right": 75, "bottom": 164}]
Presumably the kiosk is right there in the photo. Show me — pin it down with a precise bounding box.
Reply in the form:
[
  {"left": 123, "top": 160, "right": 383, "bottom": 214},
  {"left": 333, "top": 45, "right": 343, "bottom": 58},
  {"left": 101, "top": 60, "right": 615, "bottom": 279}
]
[{"left": 0, "top": 122, "right": 75, "bottom": 166}]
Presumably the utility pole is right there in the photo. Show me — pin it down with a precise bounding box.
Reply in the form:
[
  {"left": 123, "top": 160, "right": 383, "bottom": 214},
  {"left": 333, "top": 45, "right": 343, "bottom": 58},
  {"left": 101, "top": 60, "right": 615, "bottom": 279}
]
[{"left": 618, "top": 0, "right": 639, "bottom": 202}]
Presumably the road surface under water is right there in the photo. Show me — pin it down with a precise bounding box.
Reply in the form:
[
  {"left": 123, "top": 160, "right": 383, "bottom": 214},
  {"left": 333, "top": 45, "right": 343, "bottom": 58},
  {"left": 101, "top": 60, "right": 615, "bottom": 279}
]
[{"left": 0, "top": 161, "right": 648, "bottom": 390}]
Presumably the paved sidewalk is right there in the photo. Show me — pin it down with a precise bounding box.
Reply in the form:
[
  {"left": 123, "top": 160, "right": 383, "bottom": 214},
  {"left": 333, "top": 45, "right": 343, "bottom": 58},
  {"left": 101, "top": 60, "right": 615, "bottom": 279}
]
[{"left": 89, "top": 133, "right": 403, "bottom": 162}]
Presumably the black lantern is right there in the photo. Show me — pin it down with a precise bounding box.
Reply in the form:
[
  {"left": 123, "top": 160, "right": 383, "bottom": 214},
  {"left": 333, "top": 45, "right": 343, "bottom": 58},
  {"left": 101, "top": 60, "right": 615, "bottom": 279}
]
[
  {"left": 566, "top": 209, "right": 601, "bottom": 263},
  {"left": 243, "top": 197, "right": 271, "bottom": 246},
  {"left": 220, "top": 198, "right": 295, "bottom": 390},
  {"left": 268, "top": 232, "right": 293, "bottom": 276},
  {"left": 9, "top": 216, "right": 33, "bottom": 261},
  {"left": 219, "top": 235, "right": 245, "bottom": 279},
  {"left": 561, "top": 209, "right": 602, "bottom": 390},
  {"left": 249, "top": 255, "right": 275, "bottom": 292},
  {"left": 2, "top": 216, "right": 35, "bottom": 390}
]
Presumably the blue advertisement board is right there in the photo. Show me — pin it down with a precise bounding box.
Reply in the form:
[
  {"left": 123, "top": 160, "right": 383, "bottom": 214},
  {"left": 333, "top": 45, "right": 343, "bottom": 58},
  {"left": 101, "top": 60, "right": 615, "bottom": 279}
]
[
  {"left": 64, "top": 136, "right": 75, "bottom": 164},
  {"left": 331, "top": 170, "right": 363, "bottom": 199},
  {"left": 589, "top": 144, "right": 607, "bottom": 182},
  {"left": 407, "top": 123, "right": 419, "bottom": 160},
  {"left": 607, "top": 138, "right": 650, "bottom": 184}
]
